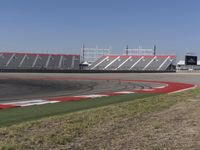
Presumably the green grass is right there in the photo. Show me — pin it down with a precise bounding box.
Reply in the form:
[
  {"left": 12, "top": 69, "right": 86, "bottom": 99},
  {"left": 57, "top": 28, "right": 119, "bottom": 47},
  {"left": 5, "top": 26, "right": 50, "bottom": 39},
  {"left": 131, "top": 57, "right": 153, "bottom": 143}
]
[
  {"left": 0, "top": 89, "right": 200, "bottom": 149},
  {"left": 0, "top": 93, "right": 155, "bottom": 127}
]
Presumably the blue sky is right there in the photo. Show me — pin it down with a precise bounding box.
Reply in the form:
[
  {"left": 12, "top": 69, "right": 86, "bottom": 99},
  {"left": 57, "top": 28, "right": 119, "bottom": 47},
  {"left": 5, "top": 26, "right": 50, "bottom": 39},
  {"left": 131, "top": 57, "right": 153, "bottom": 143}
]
[{"left": 0, "top": 0, "right": 200, "bottom": 59}]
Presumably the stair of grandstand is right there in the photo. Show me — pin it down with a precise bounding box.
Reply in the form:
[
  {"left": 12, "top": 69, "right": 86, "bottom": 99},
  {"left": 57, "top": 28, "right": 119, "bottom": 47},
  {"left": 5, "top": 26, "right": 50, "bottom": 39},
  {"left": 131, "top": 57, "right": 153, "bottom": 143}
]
[
  {"left": 103, "top": 56, "right": 120, "bottom": 70},
  {"left": 118, "top": 56, "right": 140, "bottom": 70},
  {"left": 94, "top": 57, "right": 115, "bottom": 70},
  {"left": 33, "top": 55, "right": 49, "bottom": 69},
  {"left": 144, "top": 57, "right": 165, "bottom": 70},
  {"left": 20, "top": 54, "right": 36, "bottom": 69},
  {"left": 0, "top": 53, "right": 13, "bottom": 68},
  {"left": 89, "top": 56, "right": 109, "bottom": 70},
  {"left": 131, "top": 57, "right": 152, "bottom": 70},
  {"left": 106, "top": 56, "right": 128, "bottom": 70},
  {"left": 159, "top": 58, "right": 175, "bottom": 71}
]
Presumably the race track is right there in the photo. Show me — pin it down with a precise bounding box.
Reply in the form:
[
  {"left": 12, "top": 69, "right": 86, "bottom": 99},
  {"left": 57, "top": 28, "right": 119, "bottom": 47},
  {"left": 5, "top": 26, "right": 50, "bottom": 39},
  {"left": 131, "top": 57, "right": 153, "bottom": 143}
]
[
  {"left": 0, "top": 75, "right": 162, "bottom": 102},
  {"left": 0, "top": 72, "right": 198, "bottom": 106}
]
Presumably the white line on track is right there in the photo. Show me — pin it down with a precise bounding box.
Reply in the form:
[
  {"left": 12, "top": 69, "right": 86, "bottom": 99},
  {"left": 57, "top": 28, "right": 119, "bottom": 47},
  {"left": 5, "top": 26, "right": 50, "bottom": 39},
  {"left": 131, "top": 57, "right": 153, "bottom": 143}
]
[
  {"left": 1, "top": 99, "right": 59, "bottom": 107},
  {"left": 113, "top": 91, "right": 135, "bottom": 94},
  {"left": 20, "top": 101, "right": 59, "bottom": 107},
  {"left": 154, "top": 85, "right": 168, "bottom": 89},
  {"left": 74, "top": 94, "right": 108, "bottom": 98},
  {"left": 141, "top": 89, "right": 155, "bottom": 91},
  {"left": 2, "top": 99, "right": 46, "bottom": 105}
]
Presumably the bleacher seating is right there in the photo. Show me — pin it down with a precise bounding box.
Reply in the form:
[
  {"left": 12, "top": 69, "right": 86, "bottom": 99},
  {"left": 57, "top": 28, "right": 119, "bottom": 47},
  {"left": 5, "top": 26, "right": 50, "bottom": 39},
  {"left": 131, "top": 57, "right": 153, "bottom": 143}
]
[
  {"left": 159, "top": 58, "right": 175, "bottom": 71},
  {"left": 89, "top": 55, "right": 176, "bottom": 71},
  {"left": 62, "top": 56, "right": 73, "bottom": 69},
  {"left": 6, "top": 54, "right": 24, "bottom": 69},
  {"left": 47, "top": 55, "right": 61, "bottom": 69},
  {"left": 99, "top": 57, "right": 117, "bottom": 70},
  {"left": 33, "top": 55, "right": 49, "bottom": 69},
  {"left": 118, "top": 56, "right": 140, "bottom": 70},
  {"left": 145, "top": 57, "right": 166, "bottom": 70},
  {"left": 73, "top": 56, "right": 81, "bottom": 70},
  {"left": 132, "top": 57, "right": 152, "bottom": 70},
  {"left": 0, "top": 52, "right": 176, "bottom": 72},
  {"left": 20, "top": 54, "right": 36, "bottom": 69},
  {"left": 106, "top": 56, "right": 127, "bottom": 70},
  {"left": 89, "top": 56, "right": 109, "bottom": 70},
  {"left": 0, "top": 52, "right": 80, "bottom": 70},
  {"left": 0, "top": 53, "right": 13, "bottom": 68}
]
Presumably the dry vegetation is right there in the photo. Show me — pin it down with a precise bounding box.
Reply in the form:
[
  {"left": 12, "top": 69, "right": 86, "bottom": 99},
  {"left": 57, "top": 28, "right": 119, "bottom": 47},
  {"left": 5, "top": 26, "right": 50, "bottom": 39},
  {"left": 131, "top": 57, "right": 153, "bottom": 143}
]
[{"left": 0, "top": 88, "right": 200, "bottom": 150}]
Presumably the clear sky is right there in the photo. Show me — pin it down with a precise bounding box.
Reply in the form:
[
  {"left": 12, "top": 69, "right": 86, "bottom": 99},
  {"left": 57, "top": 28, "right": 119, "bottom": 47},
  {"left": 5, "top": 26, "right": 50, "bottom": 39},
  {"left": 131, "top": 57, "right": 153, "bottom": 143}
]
[{"left": 0, "top": 0, "right": 200, "bottom": 59}]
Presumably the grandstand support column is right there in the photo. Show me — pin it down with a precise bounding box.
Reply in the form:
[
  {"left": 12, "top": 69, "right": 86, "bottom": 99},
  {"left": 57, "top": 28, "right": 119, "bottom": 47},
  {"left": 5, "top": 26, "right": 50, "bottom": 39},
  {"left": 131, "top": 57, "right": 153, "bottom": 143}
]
[
  {"left": 157, "top": 56, "right": 170, "bottom": 70},
  {"left": 143, "top": 56, "right": 157, "bottom": 70},
  {"left": 103, "top": 56, "right": 120, "bottom": 70},
  {"left": 6, "top": 53, "right": 15, "bottom": 67},
  {"left": 115, "top": 56, "right": 132, "bottom": 70},
  {"left": 45, "top": 55, "right": 51, "bottom": 68},
  {"left": 32, "top": 55, "right": 39, "bottom": 68},
  {"left": 18, "top": 54, "right": 27, "bottom": 67},
  {"left": 129, "top": 56, "right": 144, "bottom": 70},
  {"left": 58, "top": 56, "right": 63, "bottom": 69}
]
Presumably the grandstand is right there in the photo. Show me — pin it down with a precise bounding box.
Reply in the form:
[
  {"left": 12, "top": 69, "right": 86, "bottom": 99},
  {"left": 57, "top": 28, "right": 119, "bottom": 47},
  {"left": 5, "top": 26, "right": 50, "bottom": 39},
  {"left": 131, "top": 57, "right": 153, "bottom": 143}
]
[
  {"left": 0, "top": 52, "right": 80, "bottom": 71},
  {"left": 0, "top": 49, "right": 176, "bottom": 72},
  {"left": 89, "top": 55, "right": 176, "bottom": 71}
]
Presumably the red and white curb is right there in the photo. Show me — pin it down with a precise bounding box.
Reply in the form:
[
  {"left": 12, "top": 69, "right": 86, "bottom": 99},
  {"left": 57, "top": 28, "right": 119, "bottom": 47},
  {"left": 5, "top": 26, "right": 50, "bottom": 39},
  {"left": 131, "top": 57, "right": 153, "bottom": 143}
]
[
  {"left": 169, "top": 85, "right": 198, "bottom": 94},
  {"left": 0, "top": 78, "right": 197, "bottom": 109},
  {"left": 0, "top": 99, "right": 59, "bottom": 108},
  {"left": 0, "top": 92, "right": 134, "bottom": 109}
]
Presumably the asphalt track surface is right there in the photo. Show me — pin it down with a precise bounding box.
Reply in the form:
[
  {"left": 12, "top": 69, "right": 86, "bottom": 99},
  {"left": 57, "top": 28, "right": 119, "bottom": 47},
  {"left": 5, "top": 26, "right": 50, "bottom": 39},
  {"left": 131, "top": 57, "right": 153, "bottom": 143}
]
[{"left": 0, "top": 72, "right": 199, "bottom": 103}]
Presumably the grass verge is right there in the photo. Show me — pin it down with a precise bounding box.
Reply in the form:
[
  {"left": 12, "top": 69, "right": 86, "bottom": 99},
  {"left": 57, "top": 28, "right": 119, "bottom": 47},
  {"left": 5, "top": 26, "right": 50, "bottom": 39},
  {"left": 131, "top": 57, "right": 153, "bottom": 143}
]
[
  {"left": 0, "top": 93, "right": 154, "bottom": 127},
  {"left": 0, "top": 88, "right": 200, "bottom": 149}
]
